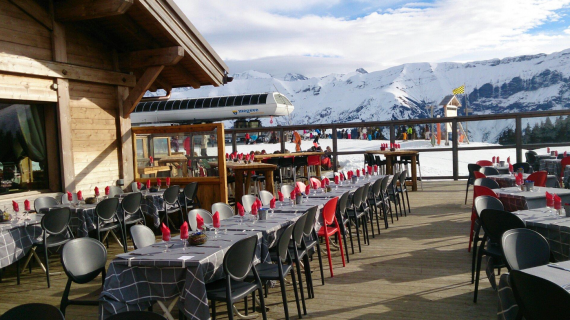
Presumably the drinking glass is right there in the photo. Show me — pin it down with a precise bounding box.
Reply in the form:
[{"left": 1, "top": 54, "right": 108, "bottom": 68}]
[
  {"left": 163, "top": 239, "right": 171, "bottom": 252},
  {"left": 180, "top": 235, "right": 188, "bottom": 251},
  {"left": 214, "top": 226, "right": 220, "bottom": 238}
]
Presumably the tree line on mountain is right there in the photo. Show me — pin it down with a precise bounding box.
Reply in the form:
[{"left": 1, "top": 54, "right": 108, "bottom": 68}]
[{"left": 496, "top": 116, "right": 570, "bottom": 145}]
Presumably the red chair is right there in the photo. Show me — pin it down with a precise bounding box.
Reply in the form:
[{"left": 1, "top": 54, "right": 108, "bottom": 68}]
[
  {"left": 527, "top": 171, "right": 547, "bottom": 187},
  {"left": 468, "top": 186, "right": 499, "bottom": 252},
  {"left": 473, "top": 171, "right": 486, "bottom": 179},
  {"left": 476, "top": 160, "right": 493, "bottom": 167},
  {"left": 561, "top": 157, "right": 570, "bottom": 187},
  {"left": 318, "top": 197, "right": 345, "bottom": 277},
  {"left": 307, "top": 155, "right": 321, "bottom": 177}
]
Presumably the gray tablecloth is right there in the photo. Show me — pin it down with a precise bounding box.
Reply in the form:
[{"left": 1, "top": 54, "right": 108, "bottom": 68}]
[
  {"left": 539, "top": 158, "right": 562, "bottom": 178},
  {"left": 0, "top": 214, "right": 43, "bottom": 268},
  {"left": 100, "top": 231, "right": 262, "bottom": 320},
  {"left": 488, "top": 174, "right": 559, "bottom": 188},
  {"left": 494, "top": 187, "right": 570, "bottom": 212},
  {"left": 40, "top": 204, "right": 97, "bottom": 237}
]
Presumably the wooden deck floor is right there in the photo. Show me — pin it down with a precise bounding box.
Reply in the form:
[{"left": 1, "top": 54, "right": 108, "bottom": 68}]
[{"left": 0, "top": 181, "right": 497, "bottom": 319}]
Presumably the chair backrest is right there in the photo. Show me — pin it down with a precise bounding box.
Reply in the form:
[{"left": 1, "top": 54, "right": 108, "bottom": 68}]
[
  {"left": 372, "top": 178, "right": 383, "bottom": 197},
  {"left": 322, "top": 197, "right": 339, "bottom": 225},
  {"left": 183, "top": 182, "right": 199, "bottom": 201},
  {"left": 513, "top": 162, "right": 532, "bottom": 174},
  {"left": 163, "top": 185, "right": 180, "bottom": 205},
  {"left": 106, "top": 311, "right": 167, "bottom": 320},
  {"left": 130, "top": 225, "right": 156, "bottom": 249},
  {"left": 474, "top": 177, "right": 500, "bottom": 189},
  {"left": 561, "top": 157, "right": 570, "bottom": 178},
  {"left": 510, "top": 269, "right": 570, "bottom": 320},
  {"left": 276, "top": 224, "right": 296, "bottom": 263},
  {"left": 479, "top": 166, "right": 500, "bottom": 176},
  {"left": 389, "top": 172, "right": 400, "bottom": 189},
  {"left": 281, "top": 184, "right": 295, "bottom": 199},
  {"left": 108, "top": 186, "right": 124, "bottom": 198},
  {"left": 223, "top": 235, "right": 258, "bottom": 281},
  {"left": 292, "top": 212, "right": 308, "bottom": 247},
  {"left": 60, "top": 193, "right": 78, "bottom": 204},
  {"left": 476, "top": 160, "right": 493, "bottom": 167},
  {"left": 61, "top": 238, "right": 107, "bottom": 284},
  {"left": 96, "top": 197, "right": 119, "bottom": 221},
  {"left": 473, "top": 186, "right": 498, "bottom": 203},
  {"left": 474, "top": 195, "right": 504, "bottom": 217},
  {"left": 351, "top": 186, "right": 364, "bottom": 209},
  {"left": 302, "top": 206, "right": 319, "bottom": 236},
  {"left": 34, "top": 196, "right": 58, "bottom": 212},
  {"left": 380, "top": 175, "right": 390, "bottom": 194},
  {"left": 362, "top": 183, "right": 371, "bottom": 204},
  {"left": 527, "top": 171, "right": 548, "bottom": 187},
  {"left": 258, "top": 190, "right": 274, "bottom": 206},
  {"left": 501, "top": 228, "right": 550, "bottom": 271},
  {"left": 0, "top": 303, "right": 65, "bottom": 320},
  {"left": 211, "top": 202, "right": 234, "bottom": 220},
  {"left": 122, "top": 192, "right": 142, "bottom": 214},
  {"left": 188, "top": 209, "right": 213, "bottom": 231},
  {"left": 307, "top": 155, "right": 320, "bottom": 166},
  {"left": 467, "top": 163, "right": 482, "bottom": 184},
  {"left": 41, "top": 207, "right": 71, "bottom": 236},
  {"left": 473, "top": 171, "right": 486, "bottom": 179},
  {"left": 278, "top": 157, "right": 294, "bottom": 167},
  {"left": 241, "top": 195, "right": 257, "bottom": 212},
  {"left": 480, "top": 209, "right": 526, "bottom": 244},
  {"left": 525, "top": 150, "right": 538, "bottom": 164},
  {"left": 398, "top": 170, "right": 407, "bottom": 185}
]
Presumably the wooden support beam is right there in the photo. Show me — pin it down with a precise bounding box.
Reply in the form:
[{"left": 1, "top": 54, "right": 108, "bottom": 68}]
[
  {"left": 10, "top": 0, "right": 53, "bottom": 30},
  {"left": 0, "top": 53, "right": 136, "bottom": 87},
  {"left": 119, "top": 46, "right": 184, "bottom": 70},
  {"left": 117, "top": 86, "right": 134, "bottom": 187},
  {"left": 154, "top": 76, "right": 173, "bottom": 92},
  {"left": 171, "top": 66, "right": 201, "bottom": 89},
  {"left": 54, "top": 0, "right": 133, "bottom": 22},
  {"left": 123, "top": 65, "right": 164, "bottom": 117}
]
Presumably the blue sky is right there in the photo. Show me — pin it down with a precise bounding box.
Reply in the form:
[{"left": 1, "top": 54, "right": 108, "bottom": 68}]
[{"left": 176, "top": 0, "right": 570, "bottom": 77}]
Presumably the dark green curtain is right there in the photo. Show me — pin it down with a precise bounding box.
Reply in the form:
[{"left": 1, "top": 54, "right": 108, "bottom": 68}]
[{"left": 16, "top": 105, "right": 46, "bottom": 163}]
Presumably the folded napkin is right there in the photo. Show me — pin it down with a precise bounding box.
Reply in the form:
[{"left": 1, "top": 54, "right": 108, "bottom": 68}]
[
  {"left": 497, "top": 156, "right": 500, "bottom": 163},
  {"left": 492, "top": 156, "right": 496, "bottom": 163},
  {"left": 245, "top": 154, "right": 250, "bottom": 161},
  {"left": 238, "top": 153, "right": 243, "bottom": 160},
  {"left": 306, "top": 183, "right": 311, "bottom": 194},
  {"left": 323, "top": 177, "right": 330, "bottom": 186},
  {"left": 230, "top": 153, "right": 235, "bottom": 160},
  {"left": 555, "top": 151, "right": 559, "bottom": 156},
  {"left": 157, "top": 178, "right": 161, "bottom": 187},
  {"left": 367, "top": 166, "right": 372, "bottom": 175},
  {"left": 340, "top": 173, "right": 344, "bottom": 181},
  {"left": 509, "top": 163, "right": 514, "bottom": 173},
  {"left": 516, "top": 172, "right": 524, "bottom": 185},
  {"left": 146, "top": 180, "right": 151, "bottom": 190},
  {"left": 166, "top": 177, "right": 170, "bottom": 186},
  {"left": 137, "top": 182, "right": 142, "bottom": 190},
  {"left": 312, "top": 180, "right": 319, "bottom": 189},
  {"left": 180, "top": 221, "right": 189, "bottom": 240},
  {"left": 12, "top": 200, "right": 19, "bottom": 212},
  {"left": 554, "top": 194, "right": 562, "bottom": 210},
  {"left": 548, "top": 147, "right": 551, "bottom": 153},
  {"left": 105, "top": 186, "right": 110, "bottom": 196},
  {"left": 225, "top": 153, "right": 229, "bottom": 159},
  {"left": 356, "top": 169, "right": 360, "bottom": 177},
  {"left": 290, "top": 190, "right": 296, "bottom": 200},
  {"left": 507, "top": 156, "right": 510, "bottom": 164},
  {"left": 95, "top": 187, "right": 100, "bottom": 197},
  {"left": 196, "top": 214, "right": 204, "bottom": 230},
  {"left": 67, "top": 191, "right": 73, "bottom": 202},
  {"left": 251, "top": 205, "right": 258, "bottom": 216},
  {"left": 546, "top": 192, "right": 554, "bottom": 207},
  {"left": 270, "top": 197, "right": 276, "bottom": 209},
  {"left": 362, "top": 168, "right": 365, "bottom": 176},
  {"left": 160, "top": 223, "right": 171, "bottom": 241},
  {"left": 565, "top": 151, "right": 568, "bottom": 157},
  {"left": 213, "top": 211, "right": 221, "bottom": 228},
  {"left": 237, "top": 202, "right": 245, "bottom": 216},
  {"left": 149, "top": 156, "right": 154, "bottom": 165},
  {"left": 77, "top": 191, "right": 83, "bottom": 201},
  {"left": 373, "top": 164, "right": 378, "bottom": 172},
  {"left": 278, "top": 191, "right": 284, "bottom": 202},
  {"left": 335, "top": 175, "right": 340, "bottom": 184},
  {"left": 24, "top": 199, "right": 30, "bottom": 211}
]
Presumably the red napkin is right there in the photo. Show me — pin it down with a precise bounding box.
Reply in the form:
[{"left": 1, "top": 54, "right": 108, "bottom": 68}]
[
  {"left": 509, "top": 164, "right": 514, "bottom": 173},
  {"left": 323, "top": 177, "right": 330, "bottom": 186},
  {"left": 137, "top": 182, "right": 142, "bottom": 190},
  {"left": 555, "top": 151, "right": 559, "bottom": 156},
  {"left": 166, "top": 177, "right": 170, "bottom": 186},
  {"left": 312, "top": 180, "right": 319, "bottom": 189},
  {"left": 238, "top": 153, "right": 243, "bottom": 160},
  {"left": 548, "top": 147, "right": 551, "bottom": 153},
  {"left": 335, "top": 175, "right": 340, "bottom": 184},
  {"left": 497, "top": 156, "right": 500, "bottom": 163},
  {"left": 12, "top": 201, "right": 19, "bottom": 212},
  {"left": 196, "top": 213, "right": 204, "bottom": 230},
  {"left": 278, "top": 191, "right": 284, "bottom": 202},
  {"left": 516, "top": 172, "right": 524, "bottom": 185},
  {"left": 290, "top": 190, "right": 296, "bottom": 200},
  {"left": 554, "top": 194, "right": 562, "bottom": 210},
  {"left": 160, "top": 223, "right": 171, "bottom": 241},
  {"left": 507, "top": 157, "right": 510, "bottom": 164},
  {"left": 565, "top": 151, "right": 568, "bottom": 157},
  {"left": 157, "top": 178, "right": 161, "bottom": 187},
  {"left": 270, "top": 197, "right": 276, "bottom": 209},
  {"left": 67, "top": 191, "right": 73, "bottom": 201},
  {"left": 251, "top": 205, "right": 258, "bottom": 216},
  {"left": 362, "top": 168, "right": 365, "bottom": 176},
  {"left": 180, "top": 221, "right": 189, "bottom": 240},
  {"left": 546, "top": 192, "right": 554, "bottom": 207},
  {"left": 367, "top": 166, "right": 372, "bottom": 175},
  {"left": 237, "top": 202, "right": 245, "bottom": 216},
  {"left": 149, "top": 156, "right": 154, "bottom": 164},
  {"left": 77, "top": 191, "right": 83, "bottom": 201},
  {"left": 225, "top": 153, "right": 229, "bottom": 159},
  {"left": 306, "top": 183, "right": 311, "bottom": 194},
  {"left": 95, "top": 186, "right": 100, "bottom": 196},
  {"left": 492, "top": 156, "right": 496, "bottom": 163},
  {"left": 356, "top": 169, "right": 360, "bottom": 177},
  {"left": 245, "top": 154, "right": 250, "bottom": 161},
  {"left": 230, "top": 153, "right": 235, "bottom": 160},
  {"left": 373, "top": 164, "right": 378, "bottom": 172},
  {"left": 105, "top": 186, "right": 110, "bottom": 196},
  {"left": 340, "top": 173, "right": 344, "bottom": 181},
  {"left": 213, "top": 211, "right": 221, "bottom": 228},
  {"left": 256, "top": 198, "right": 262, "bottom": 209},
  {"left": 24, "top": 199, "right": 30, "bottom": 211},
  {"left": 390, "top": 143, "right": 394, "bottom": 149},
  {"left": 146, "top": 180, "right": 151, "bottom": 189}
]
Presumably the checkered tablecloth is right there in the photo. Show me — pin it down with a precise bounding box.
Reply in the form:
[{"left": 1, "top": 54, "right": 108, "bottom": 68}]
[
  {"left": 564, "top": 166, "right": 570, "bottom": 188},
  {"left": 100, "top": 231, "right": 262, "bottom": 320},
  {"left": 539, "top": 158, "right": 561, "bottom": 178},
  {"left": 497, "top": 261, "right": 570, "bottom": 320},
  {"left": 495, "top": 187, "right": 570, "bottom": 212},
  {"left": 488, "top": 174, "right": 559, "bottom": 188},
  {"left": 118, "top": 191, "right": 179, "bottom": 228},
  {"left": 0, "top": 215, "right": 43, "bottom": 268}
]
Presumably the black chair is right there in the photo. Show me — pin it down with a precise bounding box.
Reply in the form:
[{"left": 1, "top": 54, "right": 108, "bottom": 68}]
[
  {"left": 0, "top": 303, "right": 65, "bottom": 320},
  {"left": 509, "top": 269, "right": 570, "bottom": 320},
  {"left": 380, "top": 175, "right": 394, "bottom": 224},
  {"left": 183, "top": 182, "right": 200, "bottom": 214},
  {"left": 471, "top": 196, "right": 504, "bottom": 283},
  {"left": 479, "top": 166, "right": 500, "bottom": 176},
  {"left": 387, "top": 172, "right": 403, "bottom": 218},
  {"left": 60, "top": 238, "right": 107, "bottom": 316},
  {"left": 107, "top": 311, "right": 167, "bottom": 320},
  {"left": 374, "top": 155, "right": 386, "bottom": 175},
  {"left": 246, "top": 224, "right": 301, "bottom": 320},
  {"left": 205, "top": 236, "right": 267, "bottom": 320},
  {"left": 368, "top": 177, "right": 386, "bottom": 232},
  {"left": 34, "top": 196, "right": 58, "bottom": 212},
  {"left": 501, "top": 228, "right": 550, "bottom": 271},
  {"left": 121, "top": 192, "right": 145, "bottom": 247},
  {"left": 360, "top": 182, "right": 377, "bottom": 239},
  {"left": 161, "top": 185, "right": 183, "bottom": 231},
  {"left": 24, "top": 207, "right": 73, "bottom": 288},
  {"left": 397, "top": 170, "right": 411, "bottom": 215},
  {"left": 302, "top": 206, "right": 325, "bottom": 291},
  {"left": 346, "top": 186, "right": 369, "bottom": 252},
  {"left": 474, "top": 209, "right": 525, "bottom": 303},
  {"left": 525, "top": 150, "right": 539, "bottom": 172},
  {"left": 473, "top": 178, "right": 500, "bottom": 189},
  {"left": 512, "top": 162, "right": 532, "bottom": 174},
  {"left": 465, "top": 164, "right": 482, "bottom": 204},
  {"left": 277, "top": 157, "right": 295, "bottom": 184},
  {"left": 95, "top": 198, "right": 127, "bottom": 253},
  {"left": 336, "top": 191, "right": 353, "bottom": 261},
  {"left": 294, "top": 156, "right": 309, "bottom": 182}
]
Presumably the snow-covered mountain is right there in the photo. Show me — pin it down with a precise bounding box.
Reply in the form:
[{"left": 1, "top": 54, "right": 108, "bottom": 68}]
[{"left": 164, "top": 49, "right": 570, "bottom": 143}]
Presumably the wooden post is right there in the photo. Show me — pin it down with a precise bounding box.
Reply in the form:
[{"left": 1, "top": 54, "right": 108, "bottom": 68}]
[
  {"left": 515, "top": 116, "right": 523, "bottom": 163},
  {"left": 232, "top": 132, "right": 237, "bottom": 154},
  {"left": 217, "top": 125, "right": 228, "bottom": 203},
  {"left": 332, "top": 127, "right": 338, "bottom": 172},
  {"left": 117, "top": 87, "right": 134, "bottom": 187},
  {"left": 279, "top": 128, "right": 285, "bottom": 153},
  {"left": 390, "top": 124, "right": 395, "bottom": 146},
  {"left": 452, "top": 119, "right": 458, "bottom": 181}
]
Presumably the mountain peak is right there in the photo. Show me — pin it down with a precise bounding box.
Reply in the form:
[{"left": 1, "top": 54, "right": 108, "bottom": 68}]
[
  {"left": 283, "top": 73, "right": 308, "bottom": 81},
  {"left": 356, "top": 68, "right": 368, "bottom": 74}
]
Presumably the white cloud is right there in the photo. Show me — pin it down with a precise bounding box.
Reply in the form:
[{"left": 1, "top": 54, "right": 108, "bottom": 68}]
[{"left": 175, "top": 0, "right": 570, "bottom": 77}]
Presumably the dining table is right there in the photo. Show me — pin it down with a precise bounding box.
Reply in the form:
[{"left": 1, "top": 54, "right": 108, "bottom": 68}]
[
  {"left": 494, "top": 187, "right": 570, "bottom": 212},
  {"left": 365, "top": 150, "right": 418, "bottom": 191},
  {"left": 254, "top": 152, "right": 325, "bottom": 178},
  {"left": 539, "top": 158, "right": 562, "bottom": 177},
  {"left": 213, "top": 161, "right": 277, "bottom": 205},
  {"left": 0, "top": 214, "right": 43, "bottom": 269},
  {"left": 487, "top": 173, "right": 559, "bottom": 188}
]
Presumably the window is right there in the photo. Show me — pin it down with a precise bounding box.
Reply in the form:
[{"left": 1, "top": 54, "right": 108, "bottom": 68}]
[
  {"left": 234, "top": 96, "right": 244, "bottom": 106},
  {"left": 0, "top": 103, "right": 50, "bottom": 194},
  {"left": 173, "top": 100, "right": 182, "bottom": 110},
  {"left": 242, "top": 95, "right": 252, "bottom": 105},
  {"left": 259, "top": 94, "right": 268, "bottom": 104},
  {"left": 218, "top": 97, "right": 228, "bottom": 107},
  {"left": 195, "top": 99, "right": 204, "bottom": 108},
  {"left": 165, "top": 101, "right": 175, "bottom": 111},
  {"left": 211, "top": 98, "right": 220, "bottom": 107},
  {"left": 157, "top": 101, "right": 166, "bottom": 111},
  {"left": 226, "top": 96, "right": 236, "bottom": 106},
  {"left": 142, "top": 102, "right": 151, "bottom": 112},
  {"left": 149, "top": 102, "right": 159, "bottom": 112},
  {"left": 203, "top": 98, "right": 212, "bottom": 108},
  {"left": 250, "top": 95, "right": 259, "bottom": 105}
]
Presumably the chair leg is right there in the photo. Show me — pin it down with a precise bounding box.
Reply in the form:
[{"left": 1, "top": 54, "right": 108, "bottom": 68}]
[
  {"left": 471, "top": 223, "right": 482, "bottom": 284},
  {"left": 362, "top": 215, "right": 370, "bottom": 245},
  {"left": 399, "top": 192, "right": 407, "bottom": 216},
  {"left": 347, "top": 222, "right": 355, "bottom": 255},
  {"left": 290, "top": 267, "right": 302, "bottom": 319},
  {"left": 405, "top": 191, "right": 411, "bottom": 214},
  {"left": 226, "top": 298, "right": 234, "bottom": 320},
  {"left": 374, "top": 205, "right": 381, "bottom": 233},
  {"left": 465, "top": 183, "right": 470, "bottom": 205},
  {"left": 474, "top": 240, "right": 486, "bottom": 303},
  {"left": 342, "top": 229, "right": 350, "bottom": 264},
  {"left": 353, "top": 217, "right": 362, "bottom": 252},
  {"left": 257, "top": 287, "right": 268, "bottom": 320},
  {"left": 211, "top": 300, "right": 216, "bottom": 320},
  {"left": 44, "top": 246, "right": 50, "bottom": 288},
  {"left": 337, "top": 230, "right": 346, "bottom": 267},
  {"left": 60, "top": 279, "right": 72, "bottom": 316},
  {"left": 324, "top": 236, "right": 333, "bottom": 277},
  {"left": 302, "top": 254, "right": 313, "bottom": 300},
  {"left": 295, "top": 259, "right": 307, "bottom": 315},
  {"left": 368, "top": 208, "right": 375, "bottom": 239},
  {"left": 279, "top": 274, "right": 290, "bottom": 320},
  {"left": 16, "top": 259, "right": 19, "bottom": 285},
  {"left": 315, "top": 240, "right": 325, "bottom": 286}
]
